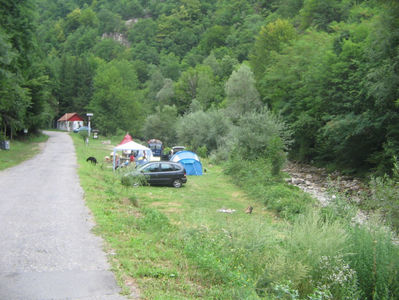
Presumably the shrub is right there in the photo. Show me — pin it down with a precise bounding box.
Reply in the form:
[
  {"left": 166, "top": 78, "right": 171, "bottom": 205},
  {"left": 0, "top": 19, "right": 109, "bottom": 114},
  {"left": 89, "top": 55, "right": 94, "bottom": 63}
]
[
  {"left": 345, "top": 223, "right": 399, "bottom": 299},
  {"left": 176, "top": 109, "right": 232, "bottom": 152},
  {"left": 366, "top": 162, "right": 399, "bottom": 232},
  {"left": 257, "top": 211, "right": 350, "bottom": 297},
  {"left": 196, "top": 145, "right": 208, "bottom": 158},
  {"left": 121, "top": 173, "right": 148, "bottom": 187},
  {"left": 229, "top": 108, "right": 292, "bottom": 162}
]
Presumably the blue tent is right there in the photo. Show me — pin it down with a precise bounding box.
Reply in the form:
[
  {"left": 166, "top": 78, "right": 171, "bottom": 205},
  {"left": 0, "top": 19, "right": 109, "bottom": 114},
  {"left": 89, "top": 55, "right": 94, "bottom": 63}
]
[{"left": 170, "top": 151, "right": 203, "bottom": 175}]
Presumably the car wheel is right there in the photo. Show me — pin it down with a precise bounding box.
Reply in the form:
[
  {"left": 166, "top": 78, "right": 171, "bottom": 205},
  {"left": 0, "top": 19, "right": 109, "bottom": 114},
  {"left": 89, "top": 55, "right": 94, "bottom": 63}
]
[{"left": 172, "top": 179, "right": 182, "bottom": 188}]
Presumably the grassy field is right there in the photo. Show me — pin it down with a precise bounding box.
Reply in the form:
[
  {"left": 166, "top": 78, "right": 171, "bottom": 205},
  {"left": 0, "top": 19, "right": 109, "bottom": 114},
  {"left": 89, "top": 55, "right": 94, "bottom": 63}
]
[
  {"left": 0, "top": 134, "right": 49, "bottom": 171},
  {"left": 72, "top": 134, "right": 399, "bottom": 299},
  {"left": 71, "top": 134, "right": 286, "bottom": 298}
]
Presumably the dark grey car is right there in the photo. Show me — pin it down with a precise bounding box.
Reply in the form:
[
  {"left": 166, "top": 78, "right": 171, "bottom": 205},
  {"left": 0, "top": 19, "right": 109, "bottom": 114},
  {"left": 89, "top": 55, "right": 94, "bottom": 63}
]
[{"left": 129, "top": 161, "right": 187, "bottom": 188}]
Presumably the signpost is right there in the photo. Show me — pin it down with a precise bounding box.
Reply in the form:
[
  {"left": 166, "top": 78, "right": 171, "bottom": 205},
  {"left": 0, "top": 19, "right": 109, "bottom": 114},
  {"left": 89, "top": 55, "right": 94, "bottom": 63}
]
[{"left": 86, "top": 113, "right": 93, "bottom": 137}]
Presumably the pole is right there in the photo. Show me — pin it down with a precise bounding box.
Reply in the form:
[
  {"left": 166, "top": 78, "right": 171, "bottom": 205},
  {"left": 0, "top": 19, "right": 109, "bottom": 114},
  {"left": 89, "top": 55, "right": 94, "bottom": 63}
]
[{"left": 88, "top": 116, "right": 91, "bottom": 137}]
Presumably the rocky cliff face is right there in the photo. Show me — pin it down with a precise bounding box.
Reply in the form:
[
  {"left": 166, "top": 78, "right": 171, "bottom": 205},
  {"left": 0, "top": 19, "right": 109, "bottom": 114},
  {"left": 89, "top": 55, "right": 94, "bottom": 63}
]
[
  {"left": 101, "top": 32, "right": 130, "bottom": 47},
  {"left": 101, "top": 18, "right": 140, "bottom": 47}
]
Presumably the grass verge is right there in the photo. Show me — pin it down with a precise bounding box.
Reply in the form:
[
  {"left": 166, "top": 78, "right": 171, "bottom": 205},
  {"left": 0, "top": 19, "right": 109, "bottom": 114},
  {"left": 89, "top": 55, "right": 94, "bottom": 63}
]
[
  {"left": 0, "top": 133, "right": 49, "bottom": 171},
  {"left": 72, "top": 134, "right": 399, "bottom": 299}
]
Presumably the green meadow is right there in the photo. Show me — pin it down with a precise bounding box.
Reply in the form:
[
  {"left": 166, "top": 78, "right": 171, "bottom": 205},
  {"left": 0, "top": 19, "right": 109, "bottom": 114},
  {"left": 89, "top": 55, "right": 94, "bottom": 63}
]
[{"left": 72, "top": 134, "right": 399, "bottom": 299}]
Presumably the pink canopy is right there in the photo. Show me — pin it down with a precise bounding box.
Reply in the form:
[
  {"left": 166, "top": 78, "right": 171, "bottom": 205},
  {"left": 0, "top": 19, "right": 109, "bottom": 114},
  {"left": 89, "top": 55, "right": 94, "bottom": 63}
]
[{"left": 118, "top": 133, "right": 133, "bottom": 145}]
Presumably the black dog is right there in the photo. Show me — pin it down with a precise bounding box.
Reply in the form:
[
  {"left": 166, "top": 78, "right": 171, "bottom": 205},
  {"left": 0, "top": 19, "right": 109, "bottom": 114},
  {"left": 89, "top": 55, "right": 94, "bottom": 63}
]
[{"left": 86, "top": 156, "right": 97, "bottom": 165}]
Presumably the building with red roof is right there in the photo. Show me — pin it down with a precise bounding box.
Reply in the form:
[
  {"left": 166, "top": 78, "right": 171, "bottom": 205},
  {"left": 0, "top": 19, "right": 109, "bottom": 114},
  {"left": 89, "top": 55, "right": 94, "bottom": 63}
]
[{"left": 57, "top": 113, "right": 84, "bottom": 131}]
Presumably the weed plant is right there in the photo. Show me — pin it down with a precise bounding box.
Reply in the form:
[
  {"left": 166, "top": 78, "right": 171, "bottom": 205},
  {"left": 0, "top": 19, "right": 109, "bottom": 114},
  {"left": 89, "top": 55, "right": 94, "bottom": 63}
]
[{"left": 345, "top": 222, "right": 399, "bottom": 299}]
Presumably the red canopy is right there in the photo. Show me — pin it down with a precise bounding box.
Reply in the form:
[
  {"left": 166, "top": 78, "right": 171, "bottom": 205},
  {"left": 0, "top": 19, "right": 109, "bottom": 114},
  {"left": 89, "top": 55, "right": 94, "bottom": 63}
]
[{"left": 118, "top": 133, "right": 133, "bottom": 145}]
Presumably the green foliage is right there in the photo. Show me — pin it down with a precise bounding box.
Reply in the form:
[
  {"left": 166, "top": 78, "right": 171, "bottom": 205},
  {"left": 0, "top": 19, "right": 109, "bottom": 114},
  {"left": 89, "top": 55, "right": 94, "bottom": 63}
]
[
  {"left": 228, "top": 108, "right": 291, "bottom": 162},
  {"left": 0, "top": 0, "right": 54, "bottom": 138},
  {"left": 250, "top": 19, "right": 297, "bottom": 81},
  {"left": 141, "top": 105, "right": 178, "bottom": 146},
  {"left": 365, "top": 159, "right": 399, "bottom": 231},
  {"left": 128, "top": 195, "right": 139, "bottom": 207},
  {"left": 346, "top": 223, "right": 399, "bottom": 299},
  {"left": 299, "top": 0, "right": 348, "bottom": 31},
  {"left": 88, "top": 60, "right": 144, "bottom": 135},
  {"left": 28, "top": 0, "right": 399, "bottom": 176},
  {"left": 136, "top": 208, "right": 171, "bottom": 232},
  {"left": 176, "top": 109, "right": 231, "bottom": 152},
  {"left": 225, "top": 157, "right": 315, "bottom": 220},
  {"left": 174, "top": 65, "right": 221, "bottom": 113},
  {"left": 224, "top": 64, "right": 261, "bottom": 122}
]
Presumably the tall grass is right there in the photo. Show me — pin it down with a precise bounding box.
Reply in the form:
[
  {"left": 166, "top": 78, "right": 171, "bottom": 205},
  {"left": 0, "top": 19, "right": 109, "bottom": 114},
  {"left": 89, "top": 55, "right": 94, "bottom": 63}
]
[{"left": 225, "top": 156, "right": 399, "bottom": 299}]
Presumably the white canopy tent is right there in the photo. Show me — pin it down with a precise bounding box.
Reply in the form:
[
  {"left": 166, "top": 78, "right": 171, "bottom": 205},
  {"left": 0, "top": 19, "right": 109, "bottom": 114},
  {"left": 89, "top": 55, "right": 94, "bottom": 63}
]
[{"left": 112, "top": 141, "right": 152, "bottom": 170}]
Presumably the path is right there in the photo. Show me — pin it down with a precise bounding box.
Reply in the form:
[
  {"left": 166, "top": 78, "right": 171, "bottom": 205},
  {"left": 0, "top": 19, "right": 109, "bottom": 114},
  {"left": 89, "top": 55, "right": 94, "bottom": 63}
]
[{"left": 0, "top": 131, "right": 126, "bottom": 299}]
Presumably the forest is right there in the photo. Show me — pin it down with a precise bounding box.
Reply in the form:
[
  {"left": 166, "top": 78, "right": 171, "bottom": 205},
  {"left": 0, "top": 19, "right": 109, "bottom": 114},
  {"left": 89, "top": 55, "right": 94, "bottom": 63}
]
[{"left": 1, "top": 0, "right": 399, "bottom": 176}]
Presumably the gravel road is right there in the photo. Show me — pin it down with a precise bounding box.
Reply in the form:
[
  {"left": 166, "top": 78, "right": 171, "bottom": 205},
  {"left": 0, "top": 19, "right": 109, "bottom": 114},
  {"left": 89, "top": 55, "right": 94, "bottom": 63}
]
[{"left": 0, "top": 131, "right": 126, "bottom": 300}]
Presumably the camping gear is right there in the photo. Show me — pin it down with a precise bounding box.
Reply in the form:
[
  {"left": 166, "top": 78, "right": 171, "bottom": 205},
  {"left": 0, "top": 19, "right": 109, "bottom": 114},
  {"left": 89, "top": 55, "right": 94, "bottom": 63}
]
[
  {"left": 170, "top": 151, "right": 203, "bottom": 175},
  {"left": 118, "top": 133, "right": 133, "bottom": 145},
  {"left": 147, "top": 139, "right": 163, "bottom": 157},
  {"left": 112, "top": 141, "right": 152, "bottom": 170}
]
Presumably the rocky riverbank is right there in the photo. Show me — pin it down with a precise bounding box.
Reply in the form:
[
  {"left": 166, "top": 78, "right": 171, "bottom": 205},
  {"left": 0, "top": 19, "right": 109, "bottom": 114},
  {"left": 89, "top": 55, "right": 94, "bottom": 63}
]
[{"left": 283, "top": 162, "right": 369, "bottom": 223}]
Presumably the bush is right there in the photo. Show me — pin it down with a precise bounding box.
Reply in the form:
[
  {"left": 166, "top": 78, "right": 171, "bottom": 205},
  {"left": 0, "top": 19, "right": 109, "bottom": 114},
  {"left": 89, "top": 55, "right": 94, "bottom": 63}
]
[
  {"left": 176, "top": 109, "right": 232, "bottom": 153},
  {"left": 346, "top": 223, "right": 399, "bottom": 299},
  {"left": 366, "top": 160, "right": 399, "bottom": 232},
  {"left": 121, "top": 173, "right": 148, "bottom": 187},
  {"left": 229, "top": 108, "right": 292, "bottom": 164},
  {"left": 257, "top": 211, "right": 353, "bottom": 297}
]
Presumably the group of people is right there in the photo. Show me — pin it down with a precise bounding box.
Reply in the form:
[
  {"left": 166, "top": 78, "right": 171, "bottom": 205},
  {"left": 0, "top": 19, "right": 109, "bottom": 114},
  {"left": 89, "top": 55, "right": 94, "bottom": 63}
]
[{"left": 106, "top": 150, "right": 148, "bottom": 169}]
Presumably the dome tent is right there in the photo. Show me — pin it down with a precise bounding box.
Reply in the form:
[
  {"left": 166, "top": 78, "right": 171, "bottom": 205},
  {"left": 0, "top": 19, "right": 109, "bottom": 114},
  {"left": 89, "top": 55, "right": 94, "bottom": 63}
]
[{"left": 170, "top": 151, "right": 202, "bottom": 175}]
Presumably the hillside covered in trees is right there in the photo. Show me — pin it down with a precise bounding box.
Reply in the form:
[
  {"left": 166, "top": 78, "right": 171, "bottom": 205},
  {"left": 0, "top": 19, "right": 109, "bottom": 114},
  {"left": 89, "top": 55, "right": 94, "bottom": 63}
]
[{"left": 1, "top": 0, "right": 399, "bottom": 175}]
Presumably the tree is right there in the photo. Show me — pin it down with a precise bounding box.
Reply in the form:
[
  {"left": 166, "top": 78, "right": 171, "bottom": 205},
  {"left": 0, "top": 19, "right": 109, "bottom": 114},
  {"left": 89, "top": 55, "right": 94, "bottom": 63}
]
[
  {"left": 250, "top": 19, "right": 296, "bottom": 83},
  {"left": 176, "top": 109, "right": 231, "bottom": 152},
  {"left": 0, "top": 0, "right": 52, "bottom": 137},
  {"left": 88, "top": 60, "right": 144, "bottom": 135},
  {"left": 224, "top": 64, "right": 261, "bottom": 122},
  {"left": 141, "top": 105, "right": 178, "bottom": 146},
  {"left": 229, "top": 108, "right": 291, "bottom": 174},
  {"left": 299, "top": 0, "right": 347, "bottom": 31},
  {"left": 155, "top": 78, "right": 175, "bottom": 106}
]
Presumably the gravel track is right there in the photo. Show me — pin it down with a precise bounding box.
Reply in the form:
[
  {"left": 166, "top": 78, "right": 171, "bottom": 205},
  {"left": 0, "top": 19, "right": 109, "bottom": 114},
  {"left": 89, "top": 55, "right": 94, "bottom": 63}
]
[{"left": 0, "top": 131, "right": 126, "bottom": 300}]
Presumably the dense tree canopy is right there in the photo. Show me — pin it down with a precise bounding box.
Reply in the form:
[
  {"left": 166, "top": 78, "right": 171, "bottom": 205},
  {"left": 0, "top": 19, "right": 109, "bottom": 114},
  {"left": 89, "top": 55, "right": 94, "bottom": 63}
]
[{"left": 1, "top": 0, "right": 398, "bottom": 175}]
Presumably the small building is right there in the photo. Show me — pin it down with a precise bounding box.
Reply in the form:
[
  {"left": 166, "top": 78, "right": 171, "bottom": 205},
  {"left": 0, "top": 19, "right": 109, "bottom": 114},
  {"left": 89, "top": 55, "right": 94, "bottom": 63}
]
[{"left": 57, "top": 113, "right": 84, "bottom": 131}]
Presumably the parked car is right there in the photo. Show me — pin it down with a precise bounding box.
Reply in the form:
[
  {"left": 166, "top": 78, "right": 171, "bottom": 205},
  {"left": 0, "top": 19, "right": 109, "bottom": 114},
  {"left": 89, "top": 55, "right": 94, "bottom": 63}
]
[
  {"left": 73, "top": 126, "right": 89, "bottom": 133},
  {"left": 124, "top": 161, "right": 187, "bottom": 188},
  {"left": 172, "top": 146, "right": 185, "bottom": 154}
]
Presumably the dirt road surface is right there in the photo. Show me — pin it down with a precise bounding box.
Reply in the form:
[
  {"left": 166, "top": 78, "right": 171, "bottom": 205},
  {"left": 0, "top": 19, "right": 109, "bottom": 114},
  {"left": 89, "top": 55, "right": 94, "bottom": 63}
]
[{"left": 0, "top": 131, "right": 126, "bottom": 299}]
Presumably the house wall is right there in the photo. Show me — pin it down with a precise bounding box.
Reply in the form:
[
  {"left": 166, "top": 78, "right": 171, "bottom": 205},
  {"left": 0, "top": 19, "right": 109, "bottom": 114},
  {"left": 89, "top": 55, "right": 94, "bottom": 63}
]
[{"left": 57, "top": 121, "right": 84, "bottom": 131}]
